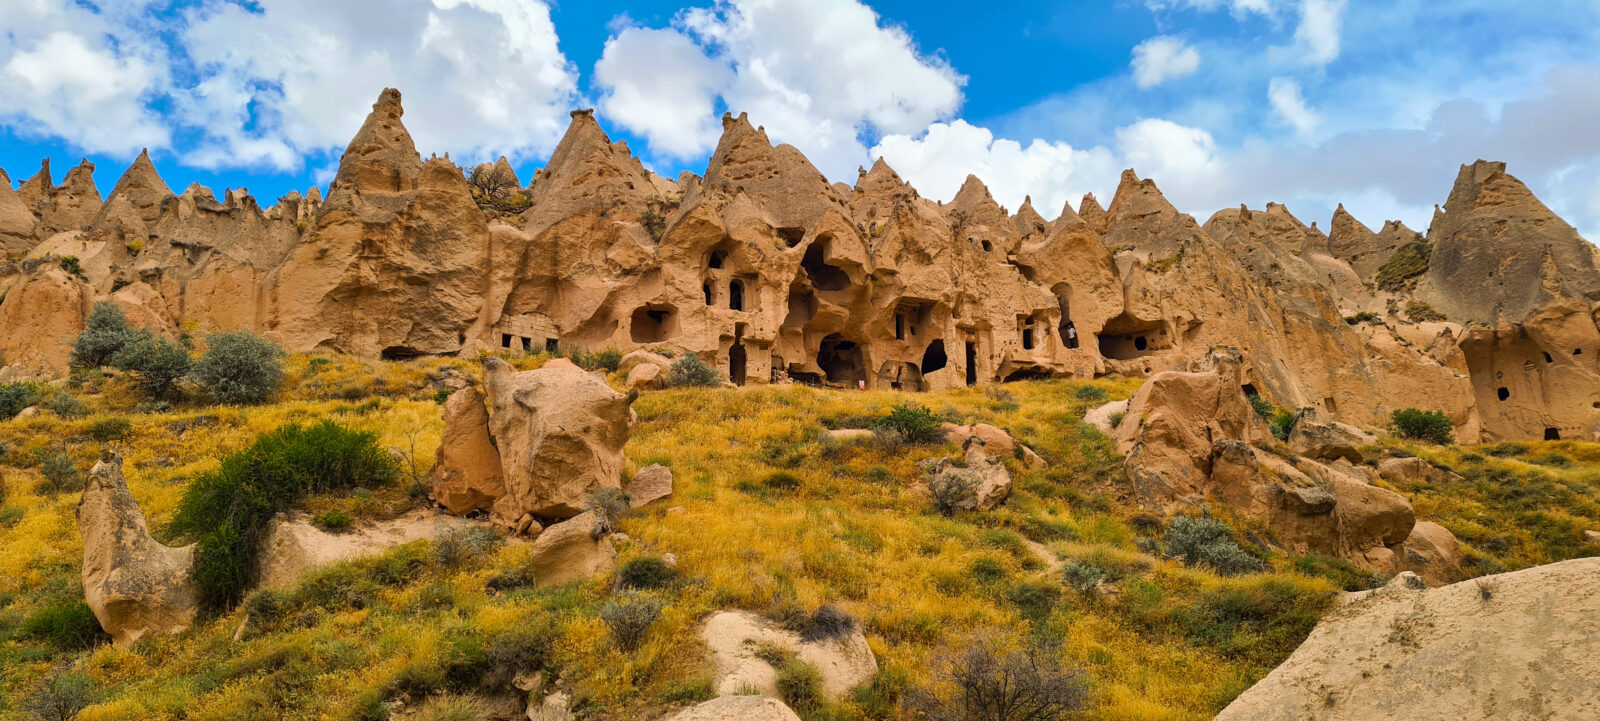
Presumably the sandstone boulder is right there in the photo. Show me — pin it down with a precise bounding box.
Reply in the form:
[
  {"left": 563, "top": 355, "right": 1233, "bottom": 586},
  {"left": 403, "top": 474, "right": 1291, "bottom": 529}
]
[
  {"left": 526, "top": 511, "right": 616, "bottom": 587},
  {"left": 924, "top": 437, "right": 1014, "bottom": 511},
  {"left": 483, "top": 357, "right": 637, "bottom": 522},
  {"left": 625, "top": 464, "right": 673, "bottom": 508},
  {"left": 258, "top": 511, "right": 485, "bottom": 589},
  {"left": 428, "top": 387, "right": 507, "bottom": 515},
  {"left": 618, "top": 349, "right": 671, "bottom": 376},
  {"left": 1395, "top": 520, "right": 1464, "bottom": 586},
  {"left": 79, "top": 451, "right": 198, "bottom": 647},
  {"left": 667, "top": 696, "right": 802, "bottom": 721},
  {"left": 1287, "top": 408, "right": 1375, "bottom": 462},
  {"left": 0, "top": 266, "right": 93, "bottom": 380},
  {"left": 1082, "top": 399, "right": 1129, "bottom": 437},
  {"left": 625, "top": 362, "right": 664, "bottom": 391},
  {"left": 701, "top": 610, "right": 877, "bottom": 700},
  {"left": 1217, "top": 558, "right": 1600, "bottom": 721},
  {"left": 942, "top": 423, "right": 1046, "bottom": 469}
]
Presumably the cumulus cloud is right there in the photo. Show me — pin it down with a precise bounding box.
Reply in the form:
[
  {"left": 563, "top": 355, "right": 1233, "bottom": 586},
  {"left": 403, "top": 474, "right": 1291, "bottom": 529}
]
[
  {"left": 1131, "top": 36, "right": 1202, "bottom": 88},
  {"left": 178, "top": 0, "right": 580, "bottom": 171},
  {"left": 0, "top": 1, "right": 170, "bottom": 155},
  {"left": 871, "top": 120, "right": 1119, "bottom": 216},
  {"left": 1116, "top": 118, "right": 1220, "bottom": 184},
  {"left": 1293, "top": 0, "right": 1347, "bottom": 65},
  {"left": 594, "top": 0, "right": 966, "bottom": 180},
  {"left": 1267, "top": 77, "right": 1319, "bottom": 137},
  {"left": 595, "top": 26, "right": 731, "bottom": 160}
]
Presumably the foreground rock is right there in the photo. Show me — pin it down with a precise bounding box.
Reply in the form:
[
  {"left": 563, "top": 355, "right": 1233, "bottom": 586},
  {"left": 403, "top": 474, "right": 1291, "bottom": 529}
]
[
  {"left": 1217, "top": 558, "right": 1600, "bottom": 721},
  {"left": 922, "top": 437, "right": 1015, "bottom": 511},
  {"left": 429, "top": 387, "right": 507, "bottom": 515},
  {"left": 701, "top": 610, "right": 877, "bottom": 700},
  {"left": 78, "top": 451, "right": 198, "bottom": 647},
  {"left": 526, "top": 511, "right": 616, "bottom": 587},
  {"left": 483, "top": 357, "right": 638, "bottom": 523},
  {"left": 257, "top": 510, "right": 487, "bottom": 589},
  {"left": 667, "top": 696, "right": 801, "bottom": 721}
]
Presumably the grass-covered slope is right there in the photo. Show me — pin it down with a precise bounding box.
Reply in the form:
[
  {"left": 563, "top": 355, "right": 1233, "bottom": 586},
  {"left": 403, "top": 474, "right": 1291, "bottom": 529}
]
[{"left": 1, "top": 353, "right": 1597, "bottom": 720}]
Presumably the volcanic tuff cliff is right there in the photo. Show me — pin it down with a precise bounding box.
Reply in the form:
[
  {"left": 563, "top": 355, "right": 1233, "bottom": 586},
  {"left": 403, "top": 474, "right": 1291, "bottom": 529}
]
[{"left": 3, "top": 88, "right": 1598, "bottom": 442}]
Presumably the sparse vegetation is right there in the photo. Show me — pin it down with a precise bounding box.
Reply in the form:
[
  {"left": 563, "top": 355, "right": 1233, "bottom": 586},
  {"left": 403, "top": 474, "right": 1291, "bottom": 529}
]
[
  {"left": 1376, "top": 241, "right": 1431, "bottom": 291},
  {"left": 909, "top": 637, "right": 1090, "bottom": 721},
  {"left": 1404, "top": 300, "right": 1446, "bottom": 322},
  {"left": 874, "top": 403, "right": 944, "bottom": 444},
  {"left": 1161, "top": 515, "right": 1267, "bottom": 575},
  {"left": 313, "top": 509, "right": 353, "bottom": 532},
  {"left": 1343, "top": 310, "right": 1381, "bottom": 325},
  {"left": 928, "top": 468, "right": 979, "bottom": 516},
  {"left": 1, "top": 381, "right": 37, "bottom": 419},
  {"left": 191, "top": 330, "right": 286, "bottom": 404},
  {"left": 600, "top": 590, "right": 664, "bottom": 651}
]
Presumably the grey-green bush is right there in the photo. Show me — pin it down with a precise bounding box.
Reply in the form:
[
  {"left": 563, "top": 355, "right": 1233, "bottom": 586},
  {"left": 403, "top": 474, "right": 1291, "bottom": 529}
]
[
  {"left": 600, "top": 591, "right": 664, "bottom": 651},
  {"left": 664, "top": 352, "right": 719, "bottom": 388},
  {"left": 111, "top": 335, "right": 192, "bottom": 398},
  {"left": 191, "top": 331, "right": 285, "bottom": 404},
  {"left": 1162, "top": 515, "right": 1266, "bottom": 576},
  {"left": 0, "top": 382, "right": 36, "bottom": 420},
  {"left": 70, "top": 302, "right": 143, "bottom": 369}
]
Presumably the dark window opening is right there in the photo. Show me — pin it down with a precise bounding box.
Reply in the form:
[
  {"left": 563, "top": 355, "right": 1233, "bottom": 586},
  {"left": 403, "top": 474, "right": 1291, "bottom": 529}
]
[
  {"left": 1325, "top": 397, "right": 1338, "bottom": 414},
  {"left": 457, "top": 332, "right": 466, "bottom": 345},
  {"left": 1022, "top": 328, "right": 1036, "bottom": 350},
  {"left": 708, "top": 250, "right": 726, "bottom": 269},
  {"left": 818, "top": 333, "right": 865, "bottom": 385},
  {"left": 776, "top": 227, "right": 806, "bottom": 247},
  {"left": 728, "top": 280, "right": 744, "bottom": 311},
  {"left": 981, "top": 240, "right": 993, "bottom": 252},
  {"left": 1096, "top": 314, "right": 1166, "bottom": 360},
  {"left": 921, "top": 340, "right": 948, "bottom": 374},
  {"left": 501, "top": 333, "right": 513, "bottom": 349},
  {"left": 1576, "top": 348, "right": 1584, "bottom": 355},
  {"left": 730, "top": 342, "right": 747, "bottom": 386},
  {"left": 1496, "top": 386, "right": 1510, "bottom": 401},
  {"left": 520, "top": 337, "right": 532, "bottom": 352},
  {"left": 1134, "top": 336, "right": 1148, "bottom": 351},
  {"left": 703, "top": 283, "right": 714, "bottom": 305},
  {"left": 801, "top": 242, "right": 850, "bottom": 291},
  {"left": 1543, "top": 351, "right": 1554, "bottom": 363},
  {"left": 1544, "top": 427, "right": 1561, "bottom": 441},
  {"left": 895, "top": 314, "right": 905, "bottom": 340},
  {"left": 545, "top": 338, "right": 559, "bottom": 353},
  {"left": 965, "top": 341, "right": 978, "bottom": 386}
]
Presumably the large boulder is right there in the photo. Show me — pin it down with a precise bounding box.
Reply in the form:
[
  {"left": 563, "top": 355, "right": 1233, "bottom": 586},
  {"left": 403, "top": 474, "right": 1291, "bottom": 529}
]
[
  {"left": 942, "top": 423, "right": 1046, "bottom": 469},
  {"left": 483, "top": 357, "right": 637, "bottom": 522},
  {"left": 923, "top": 437, "right": 1014, "bottom": 512},
  {"left": 78, "top": 451, "right": 198, "bottom": 647},
  {"left": 1287, "top": 408, "right": 1376, "bottom": 462},
  {"left": 701, "top": 610, "right": 877, "bottom": 701},
  {"left": 667, "top": 697, "right": 801, "bottom": 721},
  {"left": 1217, "top": 558, "right": 1600, "bottom": 721},
  {"left": 526, "top": 511, "right": 617, "bottom": 587},
  {"left": 428, "top": 387, "right": 506, "bottom": 515}
]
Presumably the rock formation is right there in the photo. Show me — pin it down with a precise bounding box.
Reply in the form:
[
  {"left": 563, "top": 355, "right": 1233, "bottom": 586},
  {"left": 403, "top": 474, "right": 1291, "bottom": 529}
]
[
  {"left": 78, "top": 451, "right": 199, "bottom": 647},
  {"left": 526, "top": 511, "right": 617, "bottom": 587},
  {"left": 668, "top": 697, "right": 802, "bottom": 721},
  {"left": 3, "top": 88, "right": 1597, "bottom": 442},
  {"left": 428, "top": 387, "right": 506, "bottom": 515},
  {"left": 1217, "top": 558, "right": 1600, "bottom": 720},
  {"left": 700, "top": 610, "right": 878, "bottom": 701}
]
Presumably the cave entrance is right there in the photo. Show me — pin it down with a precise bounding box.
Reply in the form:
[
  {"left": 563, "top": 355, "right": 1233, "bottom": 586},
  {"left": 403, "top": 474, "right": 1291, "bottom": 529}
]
[
  {"left": 965, "top": 341, "right": 978, "bottom": 386},
  {"left": 818, "top": 333, "right": 865, "bottom": 386},
  {"left": 702, "top": 283, "right": 714, "bottom": 306},
  {"left": 1003, "top": 367, "right": 1051, "bottom": 383},
  {"left": 729, "top": 279, "right": 745, "bottom": 311},
  {"left": 802, "top": 240, "right": 850, "bottom": 291},
  {"left": 381, "top": 346, "right": 425, "bottom": 361},
  {"left": 1544, "top": 427, "right": 1561, "bottom": 441},
  {"left": 1052, "top": 283, "right": 1078, "bottom": 348},
  {"left": 630, "top": 305, "right": 677, "bottom": 343},
  {"left": 730, "top": 341, "right": 748, "bottom": 386},
  {"left": 1096, "top": 313, "right": 1167, "bottom": 360},
  {"left": 921, "top": 340, "right": 948, "bottom": 374},
  {"left": 881, "top": 361, "right": 924, "bottom": 391}
]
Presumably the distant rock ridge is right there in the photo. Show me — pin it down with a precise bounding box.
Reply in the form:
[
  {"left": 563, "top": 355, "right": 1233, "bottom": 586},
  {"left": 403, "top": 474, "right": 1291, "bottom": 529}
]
[{"left": 3, "top": 87, "right": 1598, "bottom": 441}]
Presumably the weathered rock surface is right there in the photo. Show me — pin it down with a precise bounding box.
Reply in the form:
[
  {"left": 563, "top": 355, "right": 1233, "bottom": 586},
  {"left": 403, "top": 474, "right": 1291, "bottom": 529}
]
[
  {"left": 1217, "top": 558, "right": 1600, "bottom": 721},
  {"left": 924, "top": 437, "right": 1015, "bottom": 511},
  {"left": 624, "top": 464, "right": 673, "bottom": 508},
  {"left": 483, "top": 357, "right": 637, "bottom": 522},
  {"left": 701, "top": 610, "right": 877, "bottom": 701},
  {"left": 78, "top": 451, "right": 198, "bottom": 647},
  {"left": 667, "top": 696, "right": 802, "bottom": 721},
  {"left": 258, "top": 511, "right": 485, "bottom": 589},
  {"left": 429, "top": 387, "right": 507, "bottom": 515},
  {"left": 1287, "top": 408, "right": 1376, "bottom": 462},
  {"left": 942, "top": 423, "right": 1045, "bottom": 469},
  {"left": 526, "top": 511, "right": 617, "bottom": 587}
]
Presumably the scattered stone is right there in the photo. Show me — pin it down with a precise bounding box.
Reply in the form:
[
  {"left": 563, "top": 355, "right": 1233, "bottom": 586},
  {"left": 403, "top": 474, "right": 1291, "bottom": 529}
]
[
  {"left": 666, "top": 696, "right": 801, "bottom": 721},
  {"left": 625, "top": 464, "right": 673, "bottom": 508}
]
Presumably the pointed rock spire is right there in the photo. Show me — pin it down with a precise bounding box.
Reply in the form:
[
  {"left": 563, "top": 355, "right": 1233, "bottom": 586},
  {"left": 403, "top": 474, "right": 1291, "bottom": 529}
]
[
  {"left": 326, "top": 88, "right": 422, "bottom": 203},
  {"left": 527, "top": 108, "right": 655, "bottom": 218},
  {"left": 19, "top": 159, "right": 52, "bottom": 208},
  {"left": 0, "top": 165, "right": 38, "bottom": 254},
  {"left": 1012, "top": 195, "right": 1049, "bottom": 239},
  {"left": 1078, "top": 193, "right": 1107, "bottom": 230},
  {"left": 101, "top": 149, "right": 174, "bottom": 227},
  {"left": 702, "top": 110, "right": 839, "bottom": 230}
]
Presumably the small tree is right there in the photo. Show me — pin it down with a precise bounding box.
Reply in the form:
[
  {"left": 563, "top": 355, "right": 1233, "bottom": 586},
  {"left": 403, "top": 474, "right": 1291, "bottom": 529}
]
[
  {"left": 111, "top": 336, "right": 191, "bottom": 398},
  {"left": 71, "top": 302, "right": 144, "bottom": 368},
  {"left": 191, "top": 331, "right": 285, "bottom": 404},
  {"left": 874, "top": 403, "right": 943, "bottom": 443},
  {"left": 664, "top": 353, "right": 719, "bottom": 388},
  {"left": 1390, "top": 408, "right": 1454, "bottom": 445},
  {"left": 909, "top": 636, "right": 1089, "bottom": 721},
  {"left": 22, "top": 670, "right": 97, "bottom": 721}
]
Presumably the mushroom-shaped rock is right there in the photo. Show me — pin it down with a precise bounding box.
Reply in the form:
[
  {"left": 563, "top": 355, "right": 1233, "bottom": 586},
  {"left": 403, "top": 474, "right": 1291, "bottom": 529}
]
[
  {"left": 667, "top": 696, "right": 802, "bottom": 721},
  {"left": 483, "top": 357, "right": 638, "bottom": 522},
  {"left": 429, "top": 387, "right": 506, "bottom": 515},
  {"left": 701, "top": 610, "right": 877, "bottom": 701},
  {"left": 526, "top": 511, "right": 617, "bottom": 587},
  {"left": 78, "top": 451, "right": 198, "bottom": 647}
]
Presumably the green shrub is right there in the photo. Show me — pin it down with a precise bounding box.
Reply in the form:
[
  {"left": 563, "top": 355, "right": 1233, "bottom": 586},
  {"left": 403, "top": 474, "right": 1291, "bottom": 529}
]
[
  {"left": 664, "top": 353, "right": 719, "bottom": 388},
  {"left": 86, "top": 417, "right": 132, "bottom": 442},
  {"left": 432, "top": 526, "right": 502, "bottom": 570},
  {"left": 23, "top": 600, "right": 109, "bottom": 650},
  {"left": 641, "top": 207, "right": 667, "bottom": 241},
  {"left": 1246, "top": 392, "right": 1274, "bottom": 420},
  {"left": 909, "top": 637, "right": 1089, "bottom": 721},
  {"left": 1074, "top": 385, "right": 1108, "bottom": 402},
  {"left": 1405, "top": 301, "right": 1446, "bottom": 322},
  {"left": 70, "top": 302, "right": 143, "bottom": 369},
  {"left": 1292, "top": 553, "right": 1382, "bottom": 592},
  {"left": 36, "top": 452, "right": 82, "bottom": 494},
  {"left": 191, "top": 330, "right": 285, "bottom": 404},
  {"left": 928, "top": 469, "right": 978, "bottom": 516},
  {"left": 600, "top": 591, "right": 664, "bottom": 651},
  {"left": 313, "top": 510, "right": 352, "bottom": 532},
  {"left": 1390, "top": 408, "right": 1454, "bottom": 444},
  {"left": 484, "top": 620, "right": 556, "bottom": 688},
  {"left": 1376, "top": 241, "right": 1431, "bottom": 291},
  {"left": 616, "top": 556, "right": 677, "bottom": 590},
  {"left": 1006, "top": 580, "right": 1060, "bottom": 620},
  {"left": 485, "top": 566, "right": 535, "bottom": 593},
  {"left": 873, "top": 403, "right": 943, "bottom": 443},
  {"left": 0, "top": 382, "right": 36, "bottom": 420},
  {"left": 111, "top": 335, "right": 192, "bottom": 398},
  {"left": 763, "top": 471, "right": 802, "bottom": 493},
  {"left": 44, "top": 392, "right": 88, "bottom": 418},
  {"left": 1062, "top": 560, "right": 1106, "bottom": 592},
  {"left": 1269, "top": 409, "right": 1295, "bottom": 443},
  {"left": 800, "top": 603, "right": 857, "bottom": 642},
  {"left": 569, "top": 348, "right": 623, "bottom": 372},
  {"left": 242, "top": 588, "right": 291, "bottom": 625},
  {"left": 584, "top": 487, "right": 633, "bottom": 527},
  {"left": 1343, "top": 311, "right": 1380, "bottom": 325},
  {"left": 775, "top": 657, "right": 825, "bottom": 713},
  {"left": 1162, "top": 515, "right": 1266, "bottom": 576},
  {"left": 21, "top": 670, "right": 98, "bottom": 721},
  {"left": 168, "top": 420, "right": 400, "bottom": 613}
]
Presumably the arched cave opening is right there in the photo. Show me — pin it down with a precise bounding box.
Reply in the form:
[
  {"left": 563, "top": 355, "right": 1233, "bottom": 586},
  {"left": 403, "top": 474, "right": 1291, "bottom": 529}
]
[
  {"left": 1544, "top": 427, "right": 1561, "bottom": 441},
  {"left": 921, "top": 340, "right": 948, "bottom": 374},
  {"left": 703, "top": 283, "right": 714, "bottom": 306},
  {"left": 708, "top": 250, "right": 727, "bottom": 269},
  {"left": 802, "top": 240, "right": 850, "bottom": 291},
  {"left": 1097, "top": 313, "right": 1166, "bottom": 360},
  {"left": 630, "top": 305, "right": 677, "bottom": 343},
  {"left": 818, "top": 333, "right": 865, "bottom": 385}
]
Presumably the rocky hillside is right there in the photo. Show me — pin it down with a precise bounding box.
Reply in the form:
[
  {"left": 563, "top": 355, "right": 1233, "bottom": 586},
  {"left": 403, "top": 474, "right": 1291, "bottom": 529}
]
[{"left": 3, "top": 88, "right": 1598, "bottom": 444}]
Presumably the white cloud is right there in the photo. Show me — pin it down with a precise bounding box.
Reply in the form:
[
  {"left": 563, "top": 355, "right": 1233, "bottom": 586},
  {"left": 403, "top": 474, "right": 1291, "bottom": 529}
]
[
  {"left": 595, "top": 0, "right": 966, "bottom": 180},
  {"left": 1294, "top": 0, "right": 1347, "bottom": 65},
  {"left": 0, "top": 2, "right": 170, "bottom": 155},
  {"left": 178, "top": 0, "right": 579, "bottom": 170},
  {"left": 1116, "top": 118, "right": 1220, "bottom": 183},
  {"left": 1131, "top": 36, "right": 1202, "bottom": 89},
  {"left": 1267, "top": 77, "right": 1319, "bottom": 137},
  {"left": 594, "top": 26, "right": 731, "bottom": 160},
  {"left": 871, "top": 120, "right": 1119, "bottom": 216}
]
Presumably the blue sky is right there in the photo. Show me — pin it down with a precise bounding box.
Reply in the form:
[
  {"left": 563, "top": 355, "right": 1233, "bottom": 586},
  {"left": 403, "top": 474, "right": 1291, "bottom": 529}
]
[{"left": 3, "top": 1, "right": 1599, "bottom": 238}]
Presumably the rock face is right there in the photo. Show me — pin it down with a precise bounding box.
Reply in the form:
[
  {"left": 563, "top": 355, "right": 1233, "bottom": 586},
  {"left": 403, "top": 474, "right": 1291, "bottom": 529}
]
[
  {"left": 1217, "top": 558, "right": 1600, "bottom": 721},
  {"left": 0, "top": 265, "right": 93, "bottom": 380},
  {"left": 428, "top": 387, "right": 506, "bottom": 515},
  {"left": 701, "top": 610, "right": 878, "bottom": 701},
  {"left": 3, "top": 91, "right": 1597, "bottom": 442},
  {"left": 78, "top": 451, "right": 198, "bottom": 647},
  {"left": 483, "top": 357, "right": 638, "bottom": 522}
]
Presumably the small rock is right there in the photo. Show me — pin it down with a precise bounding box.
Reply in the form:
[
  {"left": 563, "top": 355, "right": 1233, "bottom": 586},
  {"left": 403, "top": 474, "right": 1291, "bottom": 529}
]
[
  {"left": 527, "top": 690, "right": 574, "bottom": 721},
  {"left": 527, "top": 511, "right": 617, "bottom": 587},
  {"left": 662, "top": 553, "right": 679, "bottom": 569},
  {"left": 625, "top": 464, "right": 674, "bottom": 508},
  {"left": 1584, "top": 529, "right": 1600, "bottom": 543},
  {"left": 513, "top": 670, "right": 545, "bottom": 693},
  {"left": 612, "top": 532, "right": 631, "bottom": 544},
  {"left": 667, "top": 506, "right": 686, "bottom": 516}
]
